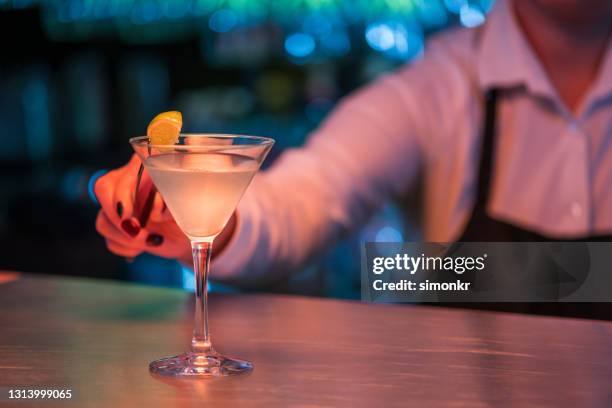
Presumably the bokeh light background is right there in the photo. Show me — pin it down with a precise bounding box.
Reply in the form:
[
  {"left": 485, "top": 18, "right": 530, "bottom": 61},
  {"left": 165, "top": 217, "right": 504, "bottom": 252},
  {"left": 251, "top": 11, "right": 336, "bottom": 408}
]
[{"left": 0, "top": 0, "right": 494, "bottom": 297}]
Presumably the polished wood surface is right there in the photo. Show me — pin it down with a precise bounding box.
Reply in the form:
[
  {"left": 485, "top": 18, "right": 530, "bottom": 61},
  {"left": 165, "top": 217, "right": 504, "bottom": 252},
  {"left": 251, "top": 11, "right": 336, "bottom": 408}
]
[{"left": 1, "top": 274, "right": 611, "bottom": 407}]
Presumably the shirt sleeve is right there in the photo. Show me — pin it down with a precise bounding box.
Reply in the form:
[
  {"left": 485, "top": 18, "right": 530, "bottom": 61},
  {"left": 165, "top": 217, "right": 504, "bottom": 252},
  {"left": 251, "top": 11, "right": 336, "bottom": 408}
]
[{"left": 211, "top": 65, "right": 435, "bottom": 286}]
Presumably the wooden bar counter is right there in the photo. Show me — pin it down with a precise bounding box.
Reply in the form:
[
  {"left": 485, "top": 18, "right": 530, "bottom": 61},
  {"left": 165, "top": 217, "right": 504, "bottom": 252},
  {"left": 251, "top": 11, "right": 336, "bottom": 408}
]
[{"left": 0, "top": 273, "right": 611, "bottom": 407}]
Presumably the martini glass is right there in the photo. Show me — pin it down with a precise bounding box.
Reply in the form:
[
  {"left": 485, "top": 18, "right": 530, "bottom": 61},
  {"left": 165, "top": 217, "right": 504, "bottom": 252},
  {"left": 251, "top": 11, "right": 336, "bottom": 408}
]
[{"left": 130, "top": 134, "right": 274, "bottom": 377}]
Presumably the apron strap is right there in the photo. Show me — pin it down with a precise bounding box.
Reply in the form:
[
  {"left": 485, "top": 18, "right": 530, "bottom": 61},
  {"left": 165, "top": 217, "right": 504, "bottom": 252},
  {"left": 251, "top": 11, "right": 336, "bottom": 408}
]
[{"left": 475, "top": 88, "right": 499, "bottom": 208}]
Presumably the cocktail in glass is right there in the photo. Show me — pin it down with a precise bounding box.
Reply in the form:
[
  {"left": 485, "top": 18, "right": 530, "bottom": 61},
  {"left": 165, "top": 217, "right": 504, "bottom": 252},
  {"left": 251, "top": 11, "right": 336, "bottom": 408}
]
[{"left": 130, "top": 134, "right": 274, "bottom": 377}]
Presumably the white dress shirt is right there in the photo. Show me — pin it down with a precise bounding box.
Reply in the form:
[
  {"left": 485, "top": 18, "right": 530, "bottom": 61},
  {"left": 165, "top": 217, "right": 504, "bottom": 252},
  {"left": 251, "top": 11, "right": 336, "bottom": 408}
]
[{"left": 213, "top": 0, "right": 612, "bottom": 283}]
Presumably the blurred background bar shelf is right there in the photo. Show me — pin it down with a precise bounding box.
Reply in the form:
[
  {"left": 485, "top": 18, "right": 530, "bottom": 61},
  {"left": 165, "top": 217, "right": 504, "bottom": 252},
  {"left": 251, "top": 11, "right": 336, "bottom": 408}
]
[{"left": 0, "top": 0, "right": 494, "bottom": 295}]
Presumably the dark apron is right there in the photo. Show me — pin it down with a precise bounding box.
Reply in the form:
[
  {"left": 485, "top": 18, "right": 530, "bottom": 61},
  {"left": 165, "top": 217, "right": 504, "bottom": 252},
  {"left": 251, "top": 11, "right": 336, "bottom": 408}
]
[{"left": 451, "top": 88, "right": 612, "bottom": 319}]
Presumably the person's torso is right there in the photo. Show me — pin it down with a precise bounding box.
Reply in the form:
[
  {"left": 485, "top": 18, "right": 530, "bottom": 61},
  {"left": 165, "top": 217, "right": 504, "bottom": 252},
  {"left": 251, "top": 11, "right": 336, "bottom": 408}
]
[{"left": 406, "top": 5, "right": 612, "bottom": 241}]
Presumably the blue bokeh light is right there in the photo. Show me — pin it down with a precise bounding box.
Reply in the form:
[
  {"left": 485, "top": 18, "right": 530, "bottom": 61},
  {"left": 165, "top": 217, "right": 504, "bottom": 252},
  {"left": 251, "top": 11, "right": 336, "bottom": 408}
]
[
  {"left": 365, "top": 23, "right": 395, "bottom": 52},
  {"left": 375, "top": 226, "right": 404, "bottom": 242},
  {"left": 182, "top": 266, "right": 196, "bottom": 291},
  {"left": 285, "top": 33, "right": 316, "bottom": 58},
  {"left": 209, "top": 9, "right": 238, "bottom": 33},
  {"left": 459, "top": 4, "right": 486, "bottom": 27},
  {"left": 443, "top": 0, "right": 467, "bottom": 14},
  {"left": 365, "top": 22, "right": 423, "bottom": 61},
  {"left": 87, "top": 169, "right": 108, "bottom": 205}
]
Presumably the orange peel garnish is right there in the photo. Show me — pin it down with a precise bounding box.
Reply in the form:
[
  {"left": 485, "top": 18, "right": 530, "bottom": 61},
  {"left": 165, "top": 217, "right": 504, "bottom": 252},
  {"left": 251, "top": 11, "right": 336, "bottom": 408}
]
[{"left": 147, "top": 111, "right": 182, "bottom": 145}]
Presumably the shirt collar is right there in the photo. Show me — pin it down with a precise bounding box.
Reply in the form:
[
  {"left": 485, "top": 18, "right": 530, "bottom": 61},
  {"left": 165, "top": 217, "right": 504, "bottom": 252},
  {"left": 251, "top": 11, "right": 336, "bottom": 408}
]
[
  {"left": 477, "top": 0, "right": 556, "bottom": 99},
  {"left": 583, "top": 40, "right": 612, "bottom": 112},
  {"left": 477, "top": 0, "right": 612, "bottom": 116}
]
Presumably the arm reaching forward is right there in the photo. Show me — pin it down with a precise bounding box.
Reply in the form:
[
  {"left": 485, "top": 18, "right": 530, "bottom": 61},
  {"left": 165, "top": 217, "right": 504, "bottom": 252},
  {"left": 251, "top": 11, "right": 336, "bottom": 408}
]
[{"left": 212, "top": 68, "right": 434, "bottom": 285}]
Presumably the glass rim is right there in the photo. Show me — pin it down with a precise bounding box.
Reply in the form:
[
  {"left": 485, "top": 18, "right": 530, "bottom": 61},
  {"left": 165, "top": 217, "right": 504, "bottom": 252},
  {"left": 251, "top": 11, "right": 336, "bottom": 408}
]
[{"left": 129, "top": 133, "right": 275, "bottom": 149}]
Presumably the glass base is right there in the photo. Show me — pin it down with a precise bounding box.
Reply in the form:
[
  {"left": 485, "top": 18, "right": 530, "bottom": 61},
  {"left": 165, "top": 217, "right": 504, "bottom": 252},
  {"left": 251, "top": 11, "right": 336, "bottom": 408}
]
[{"left": 149, "top": 351, "right": 253, "bottom": 377}]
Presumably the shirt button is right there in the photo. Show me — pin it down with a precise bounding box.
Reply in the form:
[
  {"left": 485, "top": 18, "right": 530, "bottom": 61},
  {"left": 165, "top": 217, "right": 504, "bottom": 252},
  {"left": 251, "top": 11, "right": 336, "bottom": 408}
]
[{"left": 571, "top": 202, "right": 583, "bottom": 218}]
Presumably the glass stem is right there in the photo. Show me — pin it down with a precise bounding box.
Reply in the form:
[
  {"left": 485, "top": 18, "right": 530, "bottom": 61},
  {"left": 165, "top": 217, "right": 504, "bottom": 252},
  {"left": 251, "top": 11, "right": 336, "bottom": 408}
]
[{"left": 191, "top": 240, "right": 213, "bottom": 354}]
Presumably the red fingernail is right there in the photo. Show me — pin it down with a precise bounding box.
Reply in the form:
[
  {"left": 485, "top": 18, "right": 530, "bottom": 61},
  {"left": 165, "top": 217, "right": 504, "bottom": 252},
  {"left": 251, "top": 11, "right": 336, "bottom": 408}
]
[
  {"left": 121, "top": 218, "right": 141, "bottom": 237},
  {"left": 146, "top": 234, "right": 164, "bottom": 247}
]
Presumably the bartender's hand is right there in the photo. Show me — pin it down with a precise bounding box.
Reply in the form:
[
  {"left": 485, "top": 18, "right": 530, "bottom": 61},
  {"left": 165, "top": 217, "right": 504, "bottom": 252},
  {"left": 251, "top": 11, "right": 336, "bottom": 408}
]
[
  {"left": 94, "top": 154, "right": 238, "bottom": 265},
  {"left": 94, "top": 154, "right": 191, "bottom": 263}
]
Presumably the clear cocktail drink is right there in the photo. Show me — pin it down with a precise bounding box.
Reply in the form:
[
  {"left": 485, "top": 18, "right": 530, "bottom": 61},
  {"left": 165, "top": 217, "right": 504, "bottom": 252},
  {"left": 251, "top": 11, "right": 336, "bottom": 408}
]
[
  {"left": 130, "top": 134, "right": 273, "bottom": 378},
  {"left": 146, "top": 153, "right": 257, "bottom": 239}
]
